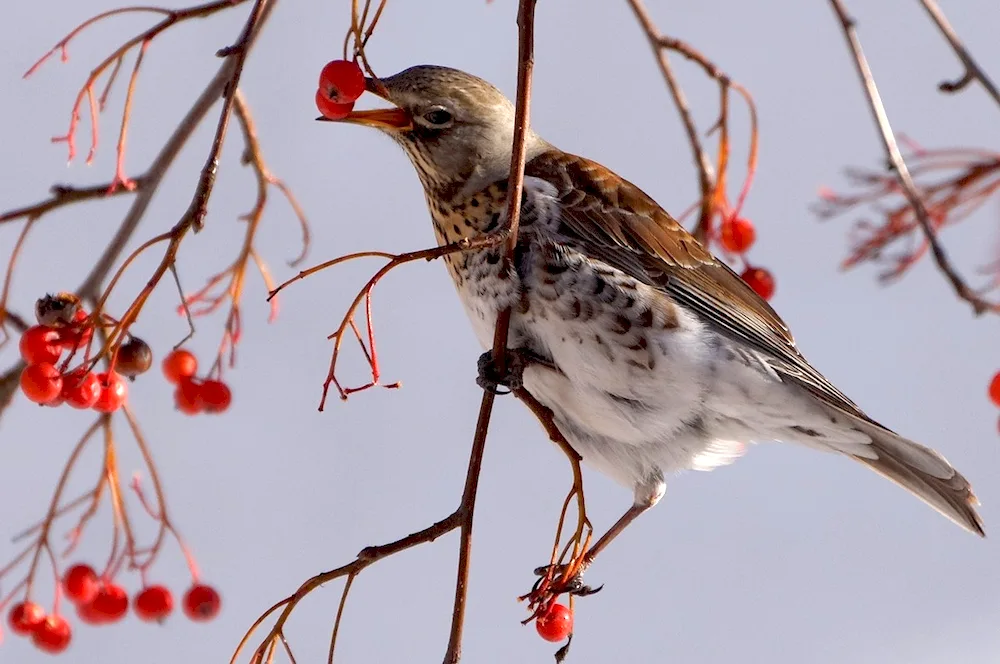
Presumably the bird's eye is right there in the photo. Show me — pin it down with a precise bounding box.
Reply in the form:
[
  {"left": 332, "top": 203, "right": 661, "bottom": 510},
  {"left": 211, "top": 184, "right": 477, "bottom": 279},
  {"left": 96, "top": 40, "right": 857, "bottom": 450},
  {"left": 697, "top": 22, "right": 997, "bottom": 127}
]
[{"left": 421, "top": 107, "right": 453, "bottom": 127}]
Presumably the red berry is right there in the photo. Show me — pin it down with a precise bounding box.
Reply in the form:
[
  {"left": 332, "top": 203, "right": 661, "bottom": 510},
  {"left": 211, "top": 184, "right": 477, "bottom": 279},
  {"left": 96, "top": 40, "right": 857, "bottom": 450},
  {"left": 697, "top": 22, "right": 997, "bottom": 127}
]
[
  {"left": 93, "top": 371, "right": 128, "bottom": 413},
  {"left": 134, "top": 585, "right": 174, "bottom": 622},
  {"left": 31, "top": 614, "right": 71, "bottom": 653},
  {"left": 62, "top": 370, "right": 102, "bottom": 409},
  {"left": 76, "top": 600, "right": 106, "bottom": 626},
  {"left": 20, "top": 362, "right": 63, "bottom": 404},
  {"left": 117, "top": 336, "right": 153, "bottom": 377},
  {"left": 318, "top": 59, "right": 366, "bottom": 104},
  {"left": 63, "top": 564, "right": 99, "bottom": 605},
  {"left": 989, "top": 371, "right": 1000, "bottom": 408},
  {"left": 315, "top": 89, "right": 355, "bottom": 120},
  {"left": 90, "top": 583, "right": 128, "bottom": 623},
  {"left": 174, "top": 378, "right": 204, "bottom": 415},
  {"left": 182, "top": 584, "right": 221, "bottom": 622},
  {"left": 162, "top": 349, "right": 197, "bottom": 384},
  {"left": 741, "top": 266, "right": 776, "bottom": 301},
  {"left": 8, "top": 601, "right": 46, "bottom": 635},
  {"left": 19, "top": 325, "right": 62, "bottom": 364},
  {"left": 200, "top": 379, "right": 232, "bottom": 414},
  {"left": 719, "top": 216, "right": 757, "bottom": 254},
  {"left": 535, "top": 603, "right": 573, "bottom": 642},
  {"left": 56, "top": 309, "right": 93, "bottom": 352}
]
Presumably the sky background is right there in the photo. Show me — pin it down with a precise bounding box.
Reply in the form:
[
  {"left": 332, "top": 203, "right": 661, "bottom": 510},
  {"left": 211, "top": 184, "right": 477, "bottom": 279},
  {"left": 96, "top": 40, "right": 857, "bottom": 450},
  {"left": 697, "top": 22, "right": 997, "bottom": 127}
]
[{"left": 1, "top": 1, "right": 999, "bottom": 663}]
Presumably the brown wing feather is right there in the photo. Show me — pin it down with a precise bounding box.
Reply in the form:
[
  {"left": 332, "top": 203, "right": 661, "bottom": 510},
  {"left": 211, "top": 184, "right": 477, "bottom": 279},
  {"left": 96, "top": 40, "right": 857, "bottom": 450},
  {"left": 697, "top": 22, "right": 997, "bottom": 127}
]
[
  {"left": 525, "top": 149, "right": 984, "bottom": 536},
  {"left": 525, "top": 149, "right": 865, "bottom": 418}
]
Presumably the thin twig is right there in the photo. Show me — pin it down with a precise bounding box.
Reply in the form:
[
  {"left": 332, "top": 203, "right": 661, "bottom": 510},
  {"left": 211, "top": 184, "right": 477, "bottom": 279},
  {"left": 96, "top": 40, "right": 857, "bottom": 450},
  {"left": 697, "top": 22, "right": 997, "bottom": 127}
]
[
  {"left": 184, "top": 0, "right": 272, "bottom": 232},
  {"left": 917, "top": 0, "right": 1000, "bottom": 106},
  {"left": 828, "top": 0, "right": 994, "bottom": 315},
  {"left": 0, "top": 182, "right": 138, "bottom": 225},
  {"left": 626, "top": 0, "right": 715, "bottom": 241}
]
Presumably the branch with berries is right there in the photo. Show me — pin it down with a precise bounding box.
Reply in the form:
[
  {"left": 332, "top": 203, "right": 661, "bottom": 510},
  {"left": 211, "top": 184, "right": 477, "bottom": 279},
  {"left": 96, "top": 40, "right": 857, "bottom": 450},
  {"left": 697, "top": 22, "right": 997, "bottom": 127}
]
[
  {"left": 234, "top": 3, "right": 591, "bottom": 662},
  {"left": 626, "top": 0, "right": 773, "bottom": 301},
  {"left": 0, "top": 0, "right": 321, "bottom": 654}
]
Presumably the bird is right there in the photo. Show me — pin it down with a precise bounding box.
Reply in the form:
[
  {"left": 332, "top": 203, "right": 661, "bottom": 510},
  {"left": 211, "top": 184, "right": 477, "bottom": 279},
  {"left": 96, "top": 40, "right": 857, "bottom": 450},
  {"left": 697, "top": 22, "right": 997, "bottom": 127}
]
[{"left": 323, "top": 64, "right": 985, "bottom": 563}]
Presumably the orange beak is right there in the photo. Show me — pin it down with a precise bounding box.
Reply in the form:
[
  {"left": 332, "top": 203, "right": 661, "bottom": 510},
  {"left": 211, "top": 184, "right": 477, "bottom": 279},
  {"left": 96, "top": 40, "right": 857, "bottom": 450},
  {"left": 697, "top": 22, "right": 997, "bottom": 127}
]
[{"left": 316, "top": 77, "right": 413, "bottom": 130}]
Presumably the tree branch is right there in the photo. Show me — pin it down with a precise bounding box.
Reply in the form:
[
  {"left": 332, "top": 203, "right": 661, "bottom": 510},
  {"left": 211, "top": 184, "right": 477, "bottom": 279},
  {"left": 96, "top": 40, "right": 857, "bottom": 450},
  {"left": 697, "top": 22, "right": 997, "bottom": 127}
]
[
  {"left": 828, "top": 0, "right": 995, "bottom": 315},
  {"left": 626, "top": 0, "right": 715, "bottom": 241},
  {"left": 917, "top": 0, "right": 1000, "bottom": 107},
  {"left": 442, "top": 1, "right": 537, "bottom": 661}
]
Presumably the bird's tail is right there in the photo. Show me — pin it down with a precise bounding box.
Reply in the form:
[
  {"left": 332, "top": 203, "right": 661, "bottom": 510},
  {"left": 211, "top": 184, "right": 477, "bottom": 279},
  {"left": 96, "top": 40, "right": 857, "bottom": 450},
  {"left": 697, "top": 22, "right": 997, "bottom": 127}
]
[{"left": 837, "top": 414, "right": 985, "bottom": 537}]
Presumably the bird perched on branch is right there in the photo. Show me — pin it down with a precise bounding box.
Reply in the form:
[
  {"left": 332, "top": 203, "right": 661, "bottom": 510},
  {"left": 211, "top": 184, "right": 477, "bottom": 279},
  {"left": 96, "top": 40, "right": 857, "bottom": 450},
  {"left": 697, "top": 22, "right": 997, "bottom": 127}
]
[{"left": 323, "top": 64, "right": 984, "bottom": 566}]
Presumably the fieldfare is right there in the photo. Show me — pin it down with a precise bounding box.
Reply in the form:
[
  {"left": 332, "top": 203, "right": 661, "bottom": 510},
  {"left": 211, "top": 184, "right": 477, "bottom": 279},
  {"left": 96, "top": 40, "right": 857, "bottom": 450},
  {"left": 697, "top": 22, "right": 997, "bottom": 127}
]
[{"left": 324, "top": 65, "right": 985, "bottom": 561}]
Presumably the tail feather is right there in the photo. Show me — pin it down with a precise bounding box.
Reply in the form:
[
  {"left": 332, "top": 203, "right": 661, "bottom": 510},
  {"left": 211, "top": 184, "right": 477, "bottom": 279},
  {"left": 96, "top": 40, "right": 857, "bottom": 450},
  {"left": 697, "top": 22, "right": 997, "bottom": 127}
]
[{"left": 834, "top": 413, "right": 985, "bottom": 537}]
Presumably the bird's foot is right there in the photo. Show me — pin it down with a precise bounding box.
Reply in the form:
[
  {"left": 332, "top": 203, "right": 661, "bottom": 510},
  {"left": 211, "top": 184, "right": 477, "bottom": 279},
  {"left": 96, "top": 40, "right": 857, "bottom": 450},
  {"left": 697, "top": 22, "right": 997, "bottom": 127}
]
[
  {"left": 519, "top": 563, "right": 603, "bottom": 614},
  {"left": 476, "top": 348, "right": 529, "bottom": 394}
]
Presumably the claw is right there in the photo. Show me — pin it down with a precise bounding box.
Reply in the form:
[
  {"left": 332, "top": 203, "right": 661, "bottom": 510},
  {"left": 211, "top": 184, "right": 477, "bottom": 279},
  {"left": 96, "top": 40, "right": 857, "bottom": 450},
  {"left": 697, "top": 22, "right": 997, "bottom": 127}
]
[
  {"left": 526, "top": 563, "right": 602, "bottom": 599},
  {"left": 476, "top": 349, "right": 527, "bottom": 394}
]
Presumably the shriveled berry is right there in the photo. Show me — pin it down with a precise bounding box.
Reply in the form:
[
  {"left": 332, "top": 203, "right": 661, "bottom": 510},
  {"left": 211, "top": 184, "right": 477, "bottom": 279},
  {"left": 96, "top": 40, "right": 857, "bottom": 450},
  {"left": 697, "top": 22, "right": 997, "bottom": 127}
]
[
  {"left": 90, "top": 584, "right": 128, "bottom": 623},
  {"left": 62, "top": 370, "right": 102, "bottom": 409},
  {"left": 8, "top": 601, "right": 46, "bottom": 635},
  {"left": 535, "top": 603, "right": 573, "bottom": 642},
  {"left": 20, "top": 362, "right": 63, "bottom": 404},
  {"left": 31, "top": 615, "right": 71, "bottom": 653},
  {"left": 182, "top": 584, "right": 221, "bottom": 621},
  {"left": 19, "top": 325, "right": 62, "bottom": 364},
  {"left": 162, "top": 349, "right": 197, "bottom": 384},
  {"left": 318, "top": 59, "right": 366, "bottom": 103},
  {"left": 315, "top": 90, "right": 355, "bottom": 120},
  {"left": 719, "top": 216, "right": 757, "bottom": 254},
  {"left": 93, "top": 371, "right": 128, "bottom": 413},
  {"left": 63, "top": 564, "right": 99, "bottom": 605},
  {"left": 741, "top": 266, "right": 776, "bottom": 301},
  {"left": 117, "top": 336, "right": 153, "bottom": 377},
  {"left": 200, "top": 380, "right": 232, "bottom": 414},
  {"left": 35, "top": 292, "right": 81, "bottom": 328},
  {"left": 134, "top": 585, "right": 173, "bottom": 622}
]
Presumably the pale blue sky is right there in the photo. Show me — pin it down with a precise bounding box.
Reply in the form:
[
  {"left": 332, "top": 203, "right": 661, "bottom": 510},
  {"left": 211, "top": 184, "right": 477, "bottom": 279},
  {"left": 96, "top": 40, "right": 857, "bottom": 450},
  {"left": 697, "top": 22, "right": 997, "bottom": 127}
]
[{"left": 1, "top": 1, "right": 998, "bottom": 663}]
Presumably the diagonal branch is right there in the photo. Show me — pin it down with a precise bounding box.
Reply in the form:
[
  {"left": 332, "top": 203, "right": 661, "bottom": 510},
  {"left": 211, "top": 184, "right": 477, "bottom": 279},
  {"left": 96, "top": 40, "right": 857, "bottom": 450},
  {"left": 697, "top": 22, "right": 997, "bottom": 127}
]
[
  {"left": 180, "top": 0, "right": 273, "bottom": 233},
  {"left": 828, "top": 0, "right": 995, "bottom": 315},
  {"left": 917, "top": 0, "right": 1000, "bottom": 107}
]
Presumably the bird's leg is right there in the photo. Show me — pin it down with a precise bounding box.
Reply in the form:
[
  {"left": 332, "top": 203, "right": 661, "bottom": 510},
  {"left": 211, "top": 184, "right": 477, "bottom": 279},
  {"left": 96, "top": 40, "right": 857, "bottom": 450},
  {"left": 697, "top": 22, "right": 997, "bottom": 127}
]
[
  {"left": 476, "top": 347, "right": 556, "bottom": 394},
  {"left": 528, "top": 479, "right": 664, "bottom": 601}
]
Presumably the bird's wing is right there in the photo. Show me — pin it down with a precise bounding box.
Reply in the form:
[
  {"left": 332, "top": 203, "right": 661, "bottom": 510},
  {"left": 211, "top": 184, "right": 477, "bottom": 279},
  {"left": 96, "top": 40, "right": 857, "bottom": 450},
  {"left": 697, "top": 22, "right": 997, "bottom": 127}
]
[
  {"left": 525, "top": 149, "right": 866, "bottom": 420},
  {"left": 524, "top": 149, "right": 983, "bottom": 536}
]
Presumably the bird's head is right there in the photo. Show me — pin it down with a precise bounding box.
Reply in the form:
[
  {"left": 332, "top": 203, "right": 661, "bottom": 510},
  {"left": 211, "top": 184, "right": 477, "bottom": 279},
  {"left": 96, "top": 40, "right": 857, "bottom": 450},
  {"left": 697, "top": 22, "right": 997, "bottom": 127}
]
[{"left": 321, "top": 65, "right": 546, "bottom": 199}]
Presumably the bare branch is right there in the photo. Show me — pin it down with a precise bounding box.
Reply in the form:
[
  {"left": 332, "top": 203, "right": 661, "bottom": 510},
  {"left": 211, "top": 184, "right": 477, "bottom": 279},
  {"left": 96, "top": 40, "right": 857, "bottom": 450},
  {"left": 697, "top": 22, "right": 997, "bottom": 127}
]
[
  {"left": 626, "top": 0, "right": 715, "bottom": 241},
  {"left": 917, "top": 0, "right": 1000, "bottom": 107},
  {"left": 828, "top": 0, "right": 996, "bottom": 315},
  {"left": 441, "top": 2, "right": 537, "bottom": 661}
]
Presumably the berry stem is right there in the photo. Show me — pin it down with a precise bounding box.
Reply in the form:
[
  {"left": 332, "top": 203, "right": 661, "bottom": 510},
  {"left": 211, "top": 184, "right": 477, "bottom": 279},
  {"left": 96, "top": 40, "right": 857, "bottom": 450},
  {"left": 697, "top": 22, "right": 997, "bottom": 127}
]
[
  {"left": 121, "top": 405, "right": 201, "bottom": 580},
  {"left": 22, "top": 418, "right": 103, "bottom": 600}
]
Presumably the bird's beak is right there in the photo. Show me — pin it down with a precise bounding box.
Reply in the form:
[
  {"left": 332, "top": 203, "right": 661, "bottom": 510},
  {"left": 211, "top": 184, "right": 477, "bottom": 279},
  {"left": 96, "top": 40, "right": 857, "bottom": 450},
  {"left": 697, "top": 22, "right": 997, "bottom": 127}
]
[{"left": 316, "top": 77, "right": 413, "bottom": 130}]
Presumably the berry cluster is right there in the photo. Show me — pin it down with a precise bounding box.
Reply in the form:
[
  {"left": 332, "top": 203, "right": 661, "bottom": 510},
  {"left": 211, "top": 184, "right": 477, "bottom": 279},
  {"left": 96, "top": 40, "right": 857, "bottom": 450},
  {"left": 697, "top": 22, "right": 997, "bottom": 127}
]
[
  {"left": 16, "top": 296, "right": 150, "bottom": 413},
  {"left": 711, "top": 216, "right": 776, "bottom": 301},
  {"left": 315, "top": 59, "right": 366, "bottom": 120},
  {"left": 5, "top": 563, "right": 220, "bottom": 654},
  {"left": 162, "top": 349, "right": 232, "bottom": 415}
]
